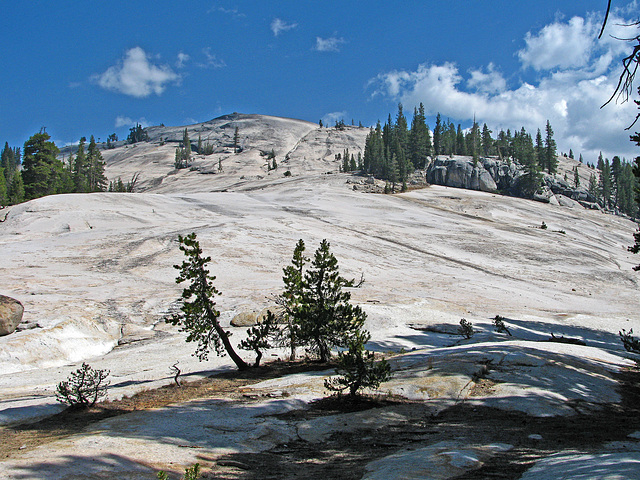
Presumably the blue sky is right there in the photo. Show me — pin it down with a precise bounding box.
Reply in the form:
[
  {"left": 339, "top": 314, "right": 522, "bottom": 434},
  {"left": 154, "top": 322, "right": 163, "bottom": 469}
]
[{"left": 1, "top": 1, "right": 638, "bottom": 161}]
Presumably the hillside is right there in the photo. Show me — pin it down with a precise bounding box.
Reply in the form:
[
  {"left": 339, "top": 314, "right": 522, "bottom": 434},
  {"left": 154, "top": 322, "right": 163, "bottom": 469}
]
[{"left": 1, "top": 114, "right": 639, "bottom": 479}]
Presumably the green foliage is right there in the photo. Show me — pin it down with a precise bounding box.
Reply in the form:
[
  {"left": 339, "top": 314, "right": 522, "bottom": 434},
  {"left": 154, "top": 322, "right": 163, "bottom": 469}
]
[
  {"left": 324, "top": 330, "right": 391, "bottom": 398},
  {"left": 620, "top": 329, "right": 640, "bottom": 354},
  {"left": 22, "top": 130, "right": 72, "bottom": 200},
  {"left": 55, "top": 363, "right": 110, "bottom": 408},
  {"left": 275, "top": 239, "right": 308, "bottom": 360},
  {"left": 540, "top": 221, "right": 548, "bottom": 230},
  {"left": 167, "top": 233, "right": 249, "bottom": 370},
  {"left": 126, "top": 123, "right": 148, "bottom": 144},
  {"left": 492, "top": 315, "right": 512, "bottom": 336},
  {"left": 294, "top": 240, "right": 366, "bottom": 362},
  {"left": 458, "top": 318, "right": 474, "bottom": 339},
  {"left": 157, "top": 463, "right": 201, "bottom": 480},
  {"left": 240, "top": 311, "right": 280, "bottom": 367}
]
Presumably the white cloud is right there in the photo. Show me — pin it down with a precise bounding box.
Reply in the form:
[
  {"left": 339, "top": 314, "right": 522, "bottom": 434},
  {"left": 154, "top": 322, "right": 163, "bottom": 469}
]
[
  {"left": 93, "top": 47, "right": 180, "bottom": 98},
  {"left": 467, "top": 63, "right": 506, "bottom": 94},
  {"left": 197, "top": 48, "right": 226, "bottom": 69},
  {"left": 271, "top": 18, "right": 297, "bottom": 37},
  {"left": 176, "top": 52, "right": 190, "bottom": 68},
  {"left": 322, "top": 111, "right": 347, "bottom": 126},
  {"left": 115, "top": 116, "right": 148, "bottom": 128},
  {"left": 314, "top": 36, "right": 346, "bottom": 52},
  {"left": 518, "top": 16, "right": 595, "bottom": 71},
  {"left": 370, "top": 12, "right": 639, "bottom": 162}
]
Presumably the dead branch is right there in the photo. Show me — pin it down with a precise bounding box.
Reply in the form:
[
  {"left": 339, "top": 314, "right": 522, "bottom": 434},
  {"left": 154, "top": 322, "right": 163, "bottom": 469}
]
[{"left": 170, "top": 361, "right": 181, "bottom": 387}]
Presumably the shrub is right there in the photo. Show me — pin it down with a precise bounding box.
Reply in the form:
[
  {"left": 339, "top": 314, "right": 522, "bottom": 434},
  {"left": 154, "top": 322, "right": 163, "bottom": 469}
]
[
  {"left": 55, "top": 363, "right": 110, "bottom": 408},
  {"left": 492, "top": 315, "right": 512, "bottom": 336},
  {"left": 157, "top": 463, "right": 201, "bottom": 480},
  {"left": 620, "top": 329, "right": 640, "bottom": 354},
  {"left": 458, "top": 318, "right": 474, "bottom": 339},
  {"left": 324, "top": 330, "right": 391, "bottom": 399},
  {"left": 239, "top": 310, "right": 280, "bottom": 367}
]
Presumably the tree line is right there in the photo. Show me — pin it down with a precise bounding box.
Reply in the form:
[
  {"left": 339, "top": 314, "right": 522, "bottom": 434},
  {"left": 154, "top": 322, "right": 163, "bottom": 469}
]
[
  {"left": 0, "top": 129, "right": 108, "bottom": 206},
  {"left": 360, "top": 104, "right": 637, "bottom": 212}
]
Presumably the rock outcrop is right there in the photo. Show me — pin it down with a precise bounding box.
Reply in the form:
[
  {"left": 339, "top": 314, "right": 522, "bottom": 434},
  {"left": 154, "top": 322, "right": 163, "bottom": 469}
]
[
  {"left": 426, "top": 155, "right": 599, "bottom": 208},
  {"left": 426, "top": 157, "right": 498, "bottom": 193},
  {"left": 0, "top": 296, "right": 24, "bottom": 336}
]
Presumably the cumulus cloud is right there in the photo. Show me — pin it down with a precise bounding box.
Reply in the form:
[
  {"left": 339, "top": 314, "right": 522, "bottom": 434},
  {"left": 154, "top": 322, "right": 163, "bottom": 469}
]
[
  {"left": 93, "top": 47, "right": 180, "bottom": 98},
  {"left": 271, "top": 18, "right": 297, "bottom": 36},
  {"left": 322, "top": 111, "right": 347, "bottom": 126},
  {"left": 314, "top": 36, "right": 346, "bottom": 52},
  {"left": 115, "top": 116, "right": 148, "bottom": 128},
  {"left": 370, "top": 13, "right": 639, "bottom": 161},
  {"left": 518, "top": 16, "right": 595, "bottom": 71},
  {"left": 176, "top": 52, "right": 190, "bottom": 68}
]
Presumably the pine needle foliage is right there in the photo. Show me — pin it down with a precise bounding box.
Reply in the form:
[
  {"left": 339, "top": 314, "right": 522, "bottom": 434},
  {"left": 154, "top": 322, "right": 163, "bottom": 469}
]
[
  {"left": 167, "top": 233, "right": 249, "bottom": 370},
  {"left": 324, "top": 330, "right": 391, "bottom": 398},
  {"left": 55, "top": 363, "right": 110, "bottom": 408}
]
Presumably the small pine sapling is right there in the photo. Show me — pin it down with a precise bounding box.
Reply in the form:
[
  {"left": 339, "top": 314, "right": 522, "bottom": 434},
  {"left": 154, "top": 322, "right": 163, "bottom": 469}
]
[
  {"left": 240, "top": 310, "right": 280, "bottom": 367},
  {"left": 492, "top": 315, "right": 512, "bottom": 336},
  {"left": 620, "top": 329, "right": 640, "bottom": 354},
  {"left": 55, "top": 363, "right": 110, "bottom": 408},
  {"left": 158, "top": 463, "right": 201, "bottom": 480},
  {"left": 324, "top": 330, "right": 391, "bottom": 399},
  {"left": 458, "top": 318, "right": 474, "bottom": 339}
]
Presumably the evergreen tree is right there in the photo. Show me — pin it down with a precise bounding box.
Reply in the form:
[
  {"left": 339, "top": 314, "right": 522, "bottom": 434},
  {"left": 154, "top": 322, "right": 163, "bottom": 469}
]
[
  {"left": 294, "top": 240, "right": 366, "bottom": 362},
  {"left": 7, "top": 170, "right": 24, "bottom": 204},
  {"left": 589, "top": 172, "right": 600, "bottom": 202},
  {"left": 73, "top": 138, "right": 89, "bottom": 192},
  {"left": 534, "top": 129, "right": 544, "bottom": 168},
  {"left": 574, "top": 166, "right": 581, "bottom": 188},
  {"left": 394, "top": 103, "right": 409, "bottom": 155},
  {"left": 183, "top": 128, "right": 191, "bottom": 160},
  {"left": 518, "top": 128, "right": 541, "bottom": 197},
  {"left": 233, "top": 127, "right": 240, "bottom": 153},
  {"left": 408, "top": 103, "right": 431, "bottom": 168},
  {"left": 433, "top": 113, "right": 443, "bottom": 157},
  {"left": 544, "top": 120, "right": 558, "bottom": 174},
  {"left": 86, "top": 135, "right": 108, "bottom": 192},
  {"left": 481, "top": 123, "right": 493, "bottom": 157},
  {"left": 456, "top": 124, "right": 466, "bottom": 156},
  {"left": 22, "top": 130, "right": 67, "bottom": 200},
  {"left": 0, "top": 167, "right": 7, "bottom": 205},
  {"left": 167, "top": 233, "right": 249, "bottom": 370},
  {"left": 599, "top": 157, "right": 613, "bottom": 209}
]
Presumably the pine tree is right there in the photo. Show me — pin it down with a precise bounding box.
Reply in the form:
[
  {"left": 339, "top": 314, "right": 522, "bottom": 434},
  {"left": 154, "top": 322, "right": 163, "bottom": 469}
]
[
  {"left": 183, "top": 128, "right": 191, "bottom": 160},
  {"left": 433, "top": 113, "right": 443, "bottom": 157},
  {"left": 534, "top": 129, "right": 544, "bottom": 168},
  {"left": 22, "top": 130, "right": 67, "bottom": 200},
  {"left": 7, "top": 170, "right": 24, "bottom": 204},
  {"left": 408, "top": 103, "right": 431, "bottom": 168},
  {"left": 87, "top": 135, "right": 107, "bottom": 192},
  {"left": 574, "top": 166, "right": 581, "bottom": 188},
  {"left": 167, "top": 233, "right": 249, "bottom": 370},
  {"left": 0, "top": 167, "right": 7, "bottom": 205},
  {"left": 73, "top": 138, "right": 89, "bottom": 192},
  {"left": 518, "top": 128, "right": 541, "bottom": 197},
  {"left": 233, "top": 127, "right": 240, "bottom": 153},
  {"left": 294, "top": 240, "right": 366, "bottom": 363},
  {"left": 544, "top": 120, "right": 558, "bottom": 174},
  {"left": 481, "top": 123, "right": 493, "bottom": 157}
]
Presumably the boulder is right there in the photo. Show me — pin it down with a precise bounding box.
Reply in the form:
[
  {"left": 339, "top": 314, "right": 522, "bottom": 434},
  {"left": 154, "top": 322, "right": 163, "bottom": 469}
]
[
  {"left": 0, "top": 295, "right": 24, "bottom": 336},
  {"left": 426, "top": 157, "right": 497, "bottom": 192},
  {"left": 231, "top": 311, "right": 260, "bottom": 327},
  {"left": 231, "top": 306, "right": 285, "bottom": 327}
]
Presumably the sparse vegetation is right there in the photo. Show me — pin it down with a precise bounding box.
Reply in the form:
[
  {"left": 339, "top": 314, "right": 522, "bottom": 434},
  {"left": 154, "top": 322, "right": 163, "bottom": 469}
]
[
  {"left": 240, "top": 310, "right": 280, "bottom": 367},
  {"left": 126, "top": 123, "right": 148, "bottom": 144},
  {"left": 55, "top": 363, "right": 110, "bottom": 408},
  {"left": 458, "top": 318, "right": 474, "bottom": 339},
  {"left": 157, "top": 463, "right": 201, "bottom": 480},
  {"left": 324, "top": 330, "right": 391, "bottom": 399},
  {"left": 167, "top": 233, "right": 249, "bottom": 370},
  {"left": 620, "top": 328, "right": 640, "bottom": 354},
  {"left": 493, "top": 315, "right": 512, "bottom": 336}
]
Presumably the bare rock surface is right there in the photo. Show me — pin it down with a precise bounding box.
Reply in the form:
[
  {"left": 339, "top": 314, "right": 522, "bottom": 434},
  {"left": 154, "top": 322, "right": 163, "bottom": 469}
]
[
  {"left": 0, "top": 295, "right": 23, "bottom": 336},
  {"left": 1, "top": 114, "right": 639, "bottom": 479}
]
